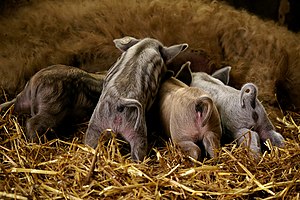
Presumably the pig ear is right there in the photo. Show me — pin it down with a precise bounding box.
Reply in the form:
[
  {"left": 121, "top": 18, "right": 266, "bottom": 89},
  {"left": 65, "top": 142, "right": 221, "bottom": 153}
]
[
  {"left": 175, "top": 61, "right": 192, "bottom": 86},
  {"left": 160, "top": 43, "right": 189, "bottom": 64},
  {"left": 113, "top": 36, "right": 140, "bottom": 52},
  {"left": 162, "top": 70, "right": 175, "bottom": 81},
  {"left": 240, "top": 83, "right": 258, "bottom": 109},
  {"left": 212, "top": 66, "right": 231, "bottom": 85}
]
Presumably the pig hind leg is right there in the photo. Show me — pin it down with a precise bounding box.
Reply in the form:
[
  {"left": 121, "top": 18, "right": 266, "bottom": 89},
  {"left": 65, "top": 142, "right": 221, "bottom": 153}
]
[
  {"left": 26, "top": 107, "right": 70, "bottom": 142},
  {"left": 176, "top": 141, "right": 201, "bottom": 160},
  {"left": 259, "top": 129, "right": 284, "bottom": 148},
  {"left": 202, "top": 131, "right": 221, "bottom": 158},
  {"left": 26, "top": 114, "right": 57, "bottom": 142}
]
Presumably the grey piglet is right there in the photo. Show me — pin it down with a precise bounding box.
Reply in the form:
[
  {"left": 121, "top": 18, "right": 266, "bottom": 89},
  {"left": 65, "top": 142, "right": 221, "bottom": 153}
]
[{"left": 189, "top": 66, "right": 284, "bottom": 155}]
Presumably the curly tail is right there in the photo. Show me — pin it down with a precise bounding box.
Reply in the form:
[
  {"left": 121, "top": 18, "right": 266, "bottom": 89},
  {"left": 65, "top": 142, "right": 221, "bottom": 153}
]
[
  {"left": 195, "top": 96, "right": 213, "bottom": 127},
  {"left": 240, "top": 83, "right": 258, "bottom": 109}
]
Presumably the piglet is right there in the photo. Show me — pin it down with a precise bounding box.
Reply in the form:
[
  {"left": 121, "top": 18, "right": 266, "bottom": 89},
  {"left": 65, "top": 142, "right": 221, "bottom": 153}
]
[
  {"left": 0, "top": 64, "right": 106, "bottom": 142},
  {"left": 159, "top": 62, "right": 222, "bottom": 160},
  {"left": 84, "top": 36, "right": 188, "bottom": 161},
  {"left": 189, "top": 66, "right": 284, "bottom": 154}
]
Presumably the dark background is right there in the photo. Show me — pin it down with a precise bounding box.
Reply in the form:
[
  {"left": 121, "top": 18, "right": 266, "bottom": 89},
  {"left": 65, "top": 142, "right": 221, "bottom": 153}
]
[{"left": 222, "top": 0, "right": 300, "bottom": 32}]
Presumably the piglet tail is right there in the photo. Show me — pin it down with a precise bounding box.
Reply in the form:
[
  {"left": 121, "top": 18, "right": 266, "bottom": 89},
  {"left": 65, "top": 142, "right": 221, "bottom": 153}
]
[
  {"left": 240, "top": 83, "right": 258, "bottom": 109},
  {"left": 195, "top": 96, "right": 213, "bottom": 127}
]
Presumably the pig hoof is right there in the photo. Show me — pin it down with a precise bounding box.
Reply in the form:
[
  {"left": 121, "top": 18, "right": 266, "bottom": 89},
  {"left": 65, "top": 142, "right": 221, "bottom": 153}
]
[
  {"left": 130, "top": 141, "right": 147, "bottom": 162},
  {"left": 26, "top": 124, "right": 39, "bottom": 142},
  {"left": 25, "top": 131, "right": 39, "bottom": 143},
  {"left": 131, "top": 150, "right": 147, "bottom": 162},
  {"left": 177, "top": 141, "right": 201, "bottom": 160},
  {"left": 268, "top": 131, "right": 285, "bottom": 148},
  {"left": 188, "top": 148, "right": 201, "bottom": 160},
  {"left": 84, "top": 137, "right": 98, "bottom": 149}
]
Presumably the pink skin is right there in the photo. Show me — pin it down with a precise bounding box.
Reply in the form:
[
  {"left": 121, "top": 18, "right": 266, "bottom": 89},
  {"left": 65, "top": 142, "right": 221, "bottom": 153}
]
[{"left": 159, "top": 69, "right": 222, "bottom": 160}]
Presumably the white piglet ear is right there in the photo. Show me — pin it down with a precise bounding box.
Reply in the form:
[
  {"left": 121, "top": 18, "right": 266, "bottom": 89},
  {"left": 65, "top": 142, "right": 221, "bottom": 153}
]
[
  {"left": 160, "top": 43, "right": 188, "bottom": 64},
  {"left": 212, "top": 66, "right": 231, "bottom": 85},
  {"left": 175, "top": 61, "right": 193, "bottom": 86},
  {"left": 113, "top": 36, "right": 140, "bottom": 52}
]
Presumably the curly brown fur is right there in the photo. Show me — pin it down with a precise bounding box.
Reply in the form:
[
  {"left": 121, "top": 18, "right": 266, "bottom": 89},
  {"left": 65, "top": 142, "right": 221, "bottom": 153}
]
[{"left": 0, "top": 0, "right": 299, "bottom": 114}]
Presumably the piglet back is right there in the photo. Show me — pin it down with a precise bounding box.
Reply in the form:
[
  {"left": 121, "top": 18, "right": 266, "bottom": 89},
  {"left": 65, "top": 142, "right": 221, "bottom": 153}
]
[{"left": 240, "top": 83, "right": 258, "bottom": 109}]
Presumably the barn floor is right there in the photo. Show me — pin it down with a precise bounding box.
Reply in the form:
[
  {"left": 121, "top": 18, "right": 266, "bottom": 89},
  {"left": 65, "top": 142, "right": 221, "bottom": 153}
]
[{"left": 0, "top": 107, "right": 299, "bottom": 199}]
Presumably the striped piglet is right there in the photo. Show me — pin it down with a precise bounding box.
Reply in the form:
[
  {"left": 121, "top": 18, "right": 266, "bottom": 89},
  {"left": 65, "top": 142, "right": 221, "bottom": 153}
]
[
  {"left": 84, "top": 36, "right": 188, "bottom": 161},
  {"left": 0, "top": 65, "right": 106, "bottom": 142}
]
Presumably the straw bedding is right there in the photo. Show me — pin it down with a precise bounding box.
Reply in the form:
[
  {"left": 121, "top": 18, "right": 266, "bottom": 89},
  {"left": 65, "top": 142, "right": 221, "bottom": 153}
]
[
  {"left": 0, "top": 1, "right": 299, "bottom": 199},
  {"left": 0, "top": 106, "right": 299, "bottom": 199}
]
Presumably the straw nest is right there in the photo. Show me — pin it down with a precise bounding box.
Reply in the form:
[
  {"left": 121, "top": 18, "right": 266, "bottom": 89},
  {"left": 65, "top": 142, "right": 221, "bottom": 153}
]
[{"left": 0, "top": 106, "right": 299, "bottom": 199}]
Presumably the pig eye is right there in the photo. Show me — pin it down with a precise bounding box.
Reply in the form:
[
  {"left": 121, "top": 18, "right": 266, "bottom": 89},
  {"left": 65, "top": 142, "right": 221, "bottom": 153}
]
[
  {"left": 245, "top": 89, "right": 250, "bottom": 93},
  {"left": 117, "top": 105, "right": 125, "bottom": 112}
]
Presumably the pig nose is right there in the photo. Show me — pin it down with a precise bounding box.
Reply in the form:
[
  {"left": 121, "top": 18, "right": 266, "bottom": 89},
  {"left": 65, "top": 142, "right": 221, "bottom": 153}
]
[{"left": 117, "top": 105, "right": 125, "bottom": 112}]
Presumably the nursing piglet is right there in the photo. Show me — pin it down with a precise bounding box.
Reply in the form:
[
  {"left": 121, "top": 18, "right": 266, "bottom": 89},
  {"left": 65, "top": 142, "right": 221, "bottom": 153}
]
[
  {"left": 190, "top": 67, "right": 284, "bottom": 154},
  {"left": 159, "top": 62, "right": 222, "bottom": 160},
  {"left": 84, "top": 36, "right": 188, "bottom": 161},
  {"left": 0, "top": 65, "right": 106, "bottom": 142}
]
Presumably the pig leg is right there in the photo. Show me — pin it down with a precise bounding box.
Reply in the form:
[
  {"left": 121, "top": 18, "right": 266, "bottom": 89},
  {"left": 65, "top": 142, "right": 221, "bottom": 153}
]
[
  {"left": 202, "top": 131, "right": 221, "bottom": 158},
  {"left": 235, "top": 128, "right": 261, "bottom": 155},
  {"left": 26, "top": 106, "right": 69, "bottom": 142},
  {"left": 169, "top": 124, "right": 201, "bottom": 159},
  {"left": 259, "top": 129, "right": 285, "bottom": 148},
  {"left": 127, "top": 132, "right": 147, "bottom": 161},
  {"left": 26, "top": 114, "right": 57, "bottom": 142},
  {"left": 176, "top": 141, "right": 201, "bottom": 160}
]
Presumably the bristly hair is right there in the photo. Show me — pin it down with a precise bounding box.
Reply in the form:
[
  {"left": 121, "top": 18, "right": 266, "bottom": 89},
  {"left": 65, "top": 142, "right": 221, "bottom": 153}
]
[{"left": 102, "top": 38, "right": 165, "bottom": 110}]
